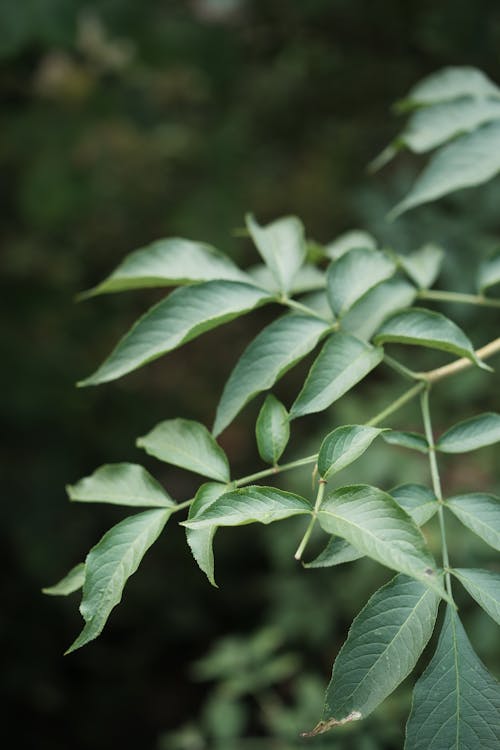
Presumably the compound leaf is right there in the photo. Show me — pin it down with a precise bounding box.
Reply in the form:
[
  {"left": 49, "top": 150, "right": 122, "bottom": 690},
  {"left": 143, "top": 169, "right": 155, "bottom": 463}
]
[
  {"left": 452, "top": 568, "right": 500, "bottom": 626},
  {"left": 318, "top": 425, "right": 386, "bottom": 480},
  {"left": 137, "top": 419, "right": 230, "bottom": 482},
  {"left": 445, "top": 493, "right": 500, "bottom": 551},
  {"left": 327, "top": 248, "right": 396, "bottom": 317},
  {"left": 246, "top": 214, "right": 306, "bottom": 293},
  {"left": 436, "top": 413, "right": 500, "bottom": 453},
  {"left": 255, "top": 395, "right": 290, "bottom": 465},
  {"left": 67, "top": 463, "right": 174, "bottom": 507},
  {"left": 341, "top": 278, "right": 416, "bottom": 341}
]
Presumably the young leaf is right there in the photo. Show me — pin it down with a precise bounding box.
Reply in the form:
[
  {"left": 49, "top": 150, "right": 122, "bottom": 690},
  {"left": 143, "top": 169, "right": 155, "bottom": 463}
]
[
  {"left": 186, "top": 482, "right": 229, "bottom": 587},
  {"left": 373, "top": 307, "right": 490, "bottom": 370},
  {"left": 405, "top": 607, "right": 500, "bottom": 750},
  {"left": 303, "top": 537, "right": 363, "bottom": 569},
  {"left": 478, "top": 251, "right": 500, "bottom": 295},
  {"left": 324, "top": 230, "right": 377, "bottom": 260},
  {"left": 398, "top": 244, "right": 444, "bottom": 289},
  {"left": 79, "top": 281, "right": 273, "bottom": 386},
  {"left": 66, "top": 509, "right": 171, "bottom": 653},
  {"left": 326, "top": 248, "right": 396, "bottom": 317},
  {"left": 246, "top": 263, "right": 326, "bottom": 294},
  {"left": 436, "top": 412, "right": 500, "bottom": 453},
  {"left": 340, "top": 278, "right": 416, "bottom": 341},
  {"left": 255, "top": 395, "right": 290, "bottom": 465},
  {"left": 290, "top": 333, "right": 383, "bottom": 419},
  {"left": 213, "top": 314, "right": 330, "bottom": 436},
  {"left": 452, "top": 568, "right": 500, "bottom": 626},
  {"left": 390, "top": 121, "right": 500, "bottom": 218},
  {"left": 137, "top": 419, "right": 230, "bottom": 482},
  {"left": 398, "top": 66, "right": 500, "bottom": 110},
  {"left": 445, "top": 493, "right": 500, "bottom": 551},
  {"left": 309, "top": 575, "right": 439, "bottom": 735},
  {"left": 245, "top": 214, "right": 306, "bottom": 293},
  {"left": 79, "top": 238, "right": 250, "bottom": 298},
  {"left": 382, "top": 431, "right": 429, "bottom": 454},
  {"left": 317, "top": 485, "right": 445, "bottom": 596},
  {"left": 66, "top": 463, "right": 174, "bottom": 507},
  {"left": 318, "top": 425, "right": 386, "bottom": 480},
  {"left": 43, "top": 563, "right": 86, "bottom": 596},
  {"left": 390, "top": 484, "right": 438, "bottom": 526},
  {"left": 182, "top": 486, "right": 312, "bottom": 529}
]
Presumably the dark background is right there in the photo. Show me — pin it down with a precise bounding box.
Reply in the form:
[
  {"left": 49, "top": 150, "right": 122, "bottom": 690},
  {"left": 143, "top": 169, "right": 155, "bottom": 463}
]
[{"left": 2, "top": 2, "right": 499, "bottom": 748}]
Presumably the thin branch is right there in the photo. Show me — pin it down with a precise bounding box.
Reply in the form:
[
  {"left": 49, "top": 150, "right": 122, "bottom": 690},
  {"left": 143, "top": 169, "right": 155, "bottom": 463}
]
[
  {"left": 418, "top": 337, "right": 500, "bottom": 383},
  {"left": 417, "top": 289, "right": 500, "bottom": 309}
]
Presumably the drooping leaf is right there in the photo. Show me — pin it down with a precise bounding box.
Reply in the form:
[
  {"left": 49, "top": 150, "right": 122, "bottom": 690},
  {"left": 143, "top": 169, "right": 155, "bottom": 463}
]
[
  {"left": 290, "top": 333, "right": 383, "bottom": 419},
  {"left": 79, "top": 281, "right": 273, "bottom": 386},
  {"left": 66, "top": 463, "right": 174, "bottom": 507},
  {"left": 405, "top": 607, "right": 500, "bottom": 750},
  {"left": 318, "top": 425, "right": 386, "bottom": 480},
  {"left": 137, "top": 419, "right": 230, "bottom": 482},
  {"left": 373, "top": 307, "right": 490, "bottom": 370},
  {"left": 327, "top": 248, "right": 396, "bottom": 317},
  {"left": 246, "top": 263, "right": 326, "bottom": 294},
  {"left": 390, "top": 484, "right": 438, "bottom": 526},
  {"left": 43, "top": 563, "right": 86, "bottom": 596},
  {"left": 186, "top": 482, "right": 229, "bottom": 587},
  {"left": 213, "top": 314, "right": 330, "bottom": 436},
  {"left": 245, "top": 214, "right": 306, "bottom": 293},
  {"left": 310, "top": 575, "right": 439, "bottom": 735},
  {"left": 390, "top": 121, "right": 500, "bottom": 218},
  {"left": 255, "top": 395, "right": 290, "bottom": 465},
  {"left": 445, "top": 493, "right": 500, "bottom": 551},
  {"left": 436, "top": 413, "right": 500, "bottom": 453},
  {"left": 317, "top": 485, "right": 445, "bottom": 596},
  {"left": 66, "top": 509, "right": 171, "bottom": 653},
  {"left": 382, "top": 431, "right": 429, "bottom": 454},
  {"left": 398, "top": 245, "right": 444, "bottom": 289},
  {"left": 183, "top": 486, "right": 312, "bottom": 529},
  {"left": 324, "top": 230, "right": 377, "bottom": 260},
  {"left": 478, "top": 251, "right": 500, "bottom": 295},
  {"left": 303, "top": 537, "right": 363, "bottom": 568},
  {"left": 79, "top": 238, "right": 250, "bottom": 298},
  {"left": 398, "top": 66, "right": 500, "bottom": 110},
  {"left": 452, "top": 568, "right": 500, "bottom": 626},
  {"left": 341, "top": 278, "right": 416, "bottom": 341}
]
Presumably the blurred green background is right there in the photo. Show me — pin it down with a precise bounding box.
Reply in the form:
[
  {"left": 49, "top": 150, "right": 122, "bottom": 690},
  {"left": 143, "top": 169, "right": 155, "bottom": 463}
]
[{"left": 3, "top": 1, "right": 499, "bottom": 748}]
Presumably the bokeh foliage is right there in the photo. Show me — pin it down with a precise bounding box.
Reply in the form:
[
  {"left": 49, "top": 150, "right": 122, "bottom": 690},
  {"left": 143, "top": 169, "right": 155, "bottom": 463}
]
[{"left": 2, "top": 2, "right": 500, "bottom": 748}]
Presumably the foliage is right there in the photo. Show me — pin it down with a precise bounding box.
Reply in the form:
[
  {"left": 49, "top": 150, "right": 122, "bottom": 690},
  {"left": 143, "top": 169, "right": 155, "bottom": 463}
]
[{"left": 46, "top": 65, "right": 500, "bottom": 748}]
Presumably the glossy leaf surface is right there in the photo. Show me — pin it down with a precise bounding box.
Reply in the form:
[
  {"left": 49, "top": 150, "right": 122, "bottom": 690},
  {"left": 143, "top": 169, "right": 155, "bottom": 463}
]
[
  {"left": 445, "top": 493, "right": 500, "bottom": 551},
  {"left": 246, "top": 214, "right": 306, "bottom": 293},
  {"left": 186, "top": 482, "right": 228, "bottom": 587},
  {"left": 383, "top": 431, "right": 429, "bottom": 454},
  {"left": 67, "top": 463, "right": 174, "bottom": 507},
  {"left": 390, "top": 484, "right": 438, "bottom": 526},
  {"left": 327, "top": 248, "right": 396, "bottom": 317},
  {"left": 255, "top": 395, "right": 290, "bottom": 465},
  {"left": 437, "top": 413, "right": 500, "bottom": 453},
  {"left": 398, "top": 244, "right": 444, "bottom": 289},
  {"left": 453, "top": 568, "right": 500, "bottom": 626},
  {"left": 340, "top": 278, "right": 416, "bottom": 341},
  {"left": 399, "top": 66, "right": 500, "bottom": 109},
  {"left": 318, "top": 425, "right": 385, "bottom": 480},
  {"left": 43, "top": 563, "right": 86, "bottom": 596}
]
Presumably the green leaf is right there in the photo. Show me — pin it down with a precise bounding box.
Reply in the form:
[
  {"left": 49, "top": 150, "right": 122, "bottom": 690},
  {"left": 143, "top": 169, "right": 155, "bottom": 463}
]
[
  {"left": 79, "top": 238, "right": 250, "bottom": 298},
  {"left": 303, "top": 537, "right": 363, "bottom": 569},
  {"left": 183, "top": 486, "right": 312, "bottom": 529},
  {"left": 437, "top": 413, "right": 500, "bottom": 453},
  {"left": 390, "top": 484, "right": 438, "bottom": 526},
  {"left": 255, "top": 395, "right": 290, "bottom": 465},
  {"left": 390, "top": 121, "right": 500, "bottom": 218},
  {"left": 318, "top": 425, "right": 386, "bottom": 480},
  {"left": 452, "top": 568, "right": 500, "bottom": 626},
  {"left": 246, "top": 263, "right": 326, "bottom": 294},
  {"left": 42, "top": 563, "right": 86, "bottom": 596},
  {"left": 245, "top": 214, "right": 306, "bottom": 293},
  {"left": 405, "top": 607, "right": 500, "bottom": 750},
  {"left": 213, "top": 314, "right": 330, "bottom": 436},
  {"left": 398, "top": 244, "right": 444, "bottom": 289},
  {"left": 327, "top": 248, "right": 396, "bottom": 317},
  {"left": 445, "top": 493, "right": 500, "bottom": 551},
  {"left": 79, "top": 281, "right": 273, "bottom": 386},
  {"left": 186, "top": 482, "right": 229, "bottom": 587},
  {"left": 373, "top": 307, "right": 490, "bottom": 370},
  {"left": 137, "top": 419, "right": 230, "bottom": 482},
  {"left": 340, "top": 278, "right": 416, "bottom": 341},
  {"left": 66, "top": 463, "right": 174, "bottom": 507},
  {"left": 478, "top": 251, "right": 500, "bottom": 295},
  {"left": 398, "top": 66, "right": 500, "bottom": 110},
  {"left": 383, "top": 431, "right": 429, "bottom": 454},
  {"left": 317, "top": 485, "right": 445, "bottom": 596},
  {"left": 324, "top": 230, "right": 377, "bottom": 260},
  {"left": 66, "top": 509, "right": 171, "bottom": 653},
  {"left": 290, "top": 333, "right": 383, "bottom": 419},
  {"left": 310, "top": 575, "right": 439, "bottom": 734}
]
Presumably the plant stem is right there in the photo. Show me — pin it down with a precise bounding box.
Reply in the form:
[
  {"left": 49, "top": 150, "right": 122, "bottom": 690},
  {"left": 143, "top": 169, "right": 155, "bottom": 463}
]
[
  {"left": 420, "top": 387, "right": 453, "bottom": 601},
  {"left": 365, "top": 381, "right": 426, "bottom": 427},
  {"left": 234, "top": 455, "right": 318, "bottom": 487},
  {"left": 417, "top": 288, "right": 500, "bottom": 308},
  {"left": 383, "top": 354, "right": 425, "bottom": 382},
  {"left": 280, "top": 296, "right": 336, "bottom": 323},
  {"left": 294, "top": 480, "right": 326, "bottom": 560},
  {"left": 419, "top": 336, "right": 500, "bottom": 383}
]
